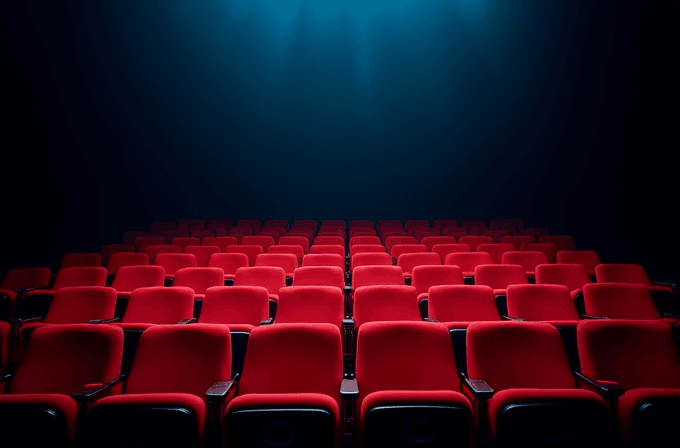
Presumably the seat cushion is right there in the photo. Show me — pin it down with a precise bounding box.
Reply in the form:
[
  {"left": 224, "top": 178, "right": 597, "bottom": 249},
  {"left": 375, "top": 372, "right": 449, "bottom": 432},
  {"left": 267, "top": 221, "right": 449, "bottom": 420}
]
[
  {"left": 224, "top": 324, "right": 255, "bottom": 333},
  {"left": 225, "top": 393, "right": 340, "bottom": 426},
  {"left": 617, "top": 388, "right": 680, "bottom": 442},
  {"left": 361, "top": 390, "right": 472, "bottom": 423},
  {"left": 114, "top": 322, "right": 156, "bottom": 331},
  {"left": 488, "top": 388, "right": 606, "bottom": 438},
  {"left": 0, "top": 393, "right": 79, "bottom": 442}
]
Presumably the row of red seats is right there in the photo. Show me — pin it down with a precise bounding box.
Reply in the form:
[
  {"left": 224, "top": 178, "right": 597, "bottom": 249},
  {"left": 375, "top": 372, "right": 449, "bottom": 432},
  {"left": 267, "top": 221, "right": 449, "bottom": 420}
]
[{"left": 0, "top": 319, "right": 676, "bottom": 445}]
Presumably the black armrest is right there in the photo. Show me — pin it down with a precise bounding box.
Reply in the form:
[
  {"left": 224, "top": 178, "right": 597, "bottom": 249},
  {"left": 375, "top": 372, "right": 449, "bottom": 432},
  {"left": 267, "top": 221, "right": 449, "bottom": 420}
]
[
  {"left": 652, "top": 281, "right": 677, "bottom": 292},
  {"left": 423, "top": 317, "right": 438, "bottom": 323},
  {"left": 574, "top": 371, "right": 625, "bottom": 399},
  {"left": 260, "top": 318, "right": 274, "bottom": 325},
  {"left": 340, "top": 378, "right": 359, "bottom": 401},
  {"left": 460, "top": 375, "right": 494, "bottom": 399},
  {"left": 17, "top": 285, "right": 50, "bottom": 295},
  {"left": 178, "top": 318, "right": 197, "bottom": 325},
  {"left": 662, "top": 313, "right": 680, "bottom": 320},
  {"left": 581, "top": 315, "right": 610, "bottom": 320},
  {"left": 343, "top": 286, "right": 353, "bottom": 294},
  {"left": 6, "top": 316, "right": 43, "bottom": 337},
  {"left": 206, "top": 375, "right": 239, "bottom": 405},
  {"left": 72, "top": 374, "right": 126, "bottom": 405},
  {"left": 89, "top": 317, "right": 120, "bottom": 324},
  {"left": 501, "top": 316, "right": 525, "bottom": 321},
  {"left": 0, "top": 373, "right": 12, "bottom": 383}
]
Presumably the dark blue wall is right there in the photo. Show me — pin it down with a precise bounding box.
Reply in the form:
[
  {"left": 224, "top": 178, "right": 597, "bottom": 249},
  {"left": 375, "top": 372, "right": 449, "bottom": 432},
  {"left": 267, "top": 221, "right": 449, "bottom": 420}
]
[{"left": 2, "top": 1, "right": 675, "bottom": 281}]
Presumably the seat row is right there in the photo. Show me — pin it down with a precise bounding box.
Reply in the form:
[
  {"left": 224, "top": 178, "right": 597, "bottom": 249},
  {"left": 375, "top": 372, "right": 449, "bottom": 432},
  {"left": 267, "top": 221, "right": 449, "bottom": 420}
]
[{"left": 1, "top": 319, "right": 677, "bottom": 446}]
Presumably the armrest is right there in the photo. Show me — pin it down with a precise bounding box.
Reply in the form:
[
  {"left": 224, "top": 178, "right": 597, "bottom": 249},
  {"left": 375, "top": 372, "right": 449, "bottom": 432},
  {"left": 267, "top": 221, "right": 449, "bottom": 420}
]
[
  {"left": 460, "top": 374, "right": 494, "bottom": 399},
  {"left": 423, "top": 317, "right": 438, "bottom": 323},
  {"left": 662, "top": 313, "right": 680, "bottom": 320},
  {"left": 501, "top": 316, "right": 525, "bottom": 321},
  {"left": 206, "top": 374, "right": 239, "bottom": 405},
  {"left": 17, "top": 285, "right": 50, "bottom": 295},
  {"left": 652, "top": 281, "right": 677, "bottom": 292},
  {"left": 6, "top": 316, "right": 43, "bottom": 337},
  {"left": 340, "top": 378, "right": 359, "bottom": 401},
  {"left": 260, "top": 318, "right": 274, "bottom": 325},
  {"left": 581, "top": 315, "right": 610, "bottom": 320},
  {"left": 72, "top": 375, "right": 126, "bottom": 405},
  {"left": 178, "top": 318, "right": 197, "bottom": 325},
  {"left": 0, "top": 373, "right": 12, "bottom": 383},
  {"left": 89, "top": 317, "right": 120, "bottom": 324},
  {"left": 574, "top": 371, "right": 625, "bottom": 399},
  {"left": 343, "top": 286, "right": 353, "bottom": 294}
]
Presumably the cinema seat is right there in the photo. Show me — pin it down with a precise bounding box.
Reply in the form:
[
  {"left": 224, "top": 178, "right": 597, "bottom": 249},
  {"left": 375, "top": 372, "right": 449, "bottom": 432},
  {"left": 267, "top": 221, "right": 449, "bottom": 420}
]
[
  {"left": 208, "top": 253, "right": 249, "bottom": 284},
  {"left": 499, "top": 236, "right": 535, "bottom": 251},
  {"left": 184, "top": 245, "right": 221, "bottom": 267},
  {"left": 0, "top": 324, "right": 123, "bottom": 445},
  {"left": 501, "top": 251, "right": 548, "bottom": 278},
  {"left": 465, "top": 321, "right": 610, "bottom": 446},
  {"left": 432, "top": 243, "right": 471, "bottom": 263},
  {"left": 522, "top": 243, "right": 558, "bottom": 263},
  {"left": 351, "top": 252, "right": 392, "bottom": 271},
  {"left": 106, "top": 252, "right": 149, "bottom": 276},
  {"left": 255, "top": 253, "right": 299, "bottom": 276},
  {"left": 315, "top": 236, "right": 346, "bottom": 247},
  {"left": 411, "top": 265, "right": 465, "bottom": 316},
  {"left": 556, "top": 250, "right": 601, "bottom": 279},
  {"left": 349, "top": 244, "right": 386, "bottom": 257},
  {"left": 172, "top": 267, "right": 225, "bottom": 300},
  {"left": 302, "top": 254, "right": 345, "bottom": 270},
  {"left": 134, "top": 236, "right": 163, "bottom": 253},
  {"left": 60, "top": 253, "right": 102, "bottom": 268},
  {"left": 582, "top": 283, "right": 676, "bottom": 322},
  {"left": 101, "top": 244, "right": 136, "bottom": 265},
  {"left": 594, "top": 263, "right": 676, "bottom": 295},
  {"left": 352, "top": 285, "right": 421, "bottom": 328},
  {"left": 352, "top": 266, "right": 405, "bottom": 290},
  {"left": 225, "top": 245, "right": 263, "bottom": 266},
  {"left": 577, "top": 320, "right": 680, "bottom": 445},
  {"left": 540, "top": 235, "right": 576, "bottom": 252},
  {"left": 273, "top": 286, "right": 344, "bottom": 330},
  {"left": 202, "top": 236, "right": 238, "bottom": 251},
  {"left": 458, "top": 236, "right": 493, "bottom": 251},
  {"left": 349, "top": 236, "right": 381, "bottom": 247},
  {"left": 153, "top": 253, "right": 197, "bottom": 282},
  {"left": 207, "top": 219, "right": 232, "bottom": 232},
  {"left": 433, "top": 219, "right": 458, "bottom": 230},
  {"left": 279, "top": 236, "right": 310, "bottom": 253},
  {"left": 427, "top": 285, "right": 501, "bottom": 330},
  {"left": 171, "top": 237, "right": 201, "bottom": 250},
  {"left": 355, "top": 321, "right": 473, "bottom": 446},
  {"left": 474, "top": 264, "right": 528, "bottom": 297},
  {"left": 144, "top": 244, "right": 182, "bottom": 263},
  {"left": 535, "top": 264, "right": 592, "bottom": 302},
  {"left": 0, "top": 267, "right": 52, "bottom": 318},
  {"left": 476, "top": 243, "right": 514, "bottom": 264},
  {"left": 420, "top": 236, "right": 456, "bottom": 251},
  {"left": 233, "top": 266, "right": 286, "bottom": 312},
  {"left": 505, "top": 284, "right": 581, "bottom": 327},
  {"left": 293, "top": 266, "right": 345, "bottom": 289},
  {"left": 241, "top": 235, "right": 275, "bottom": 252},
  {"left": 444, "top": 252, "right": 493, "bottom": 281},
  {"left": 223, "top": 323, "right": 344, "bottom": 448},
  {"left": 310, "top": 245, "right": 345, "bottom": 257},
  {"left": 396, "top": 252, "right": 441, "bottom": 278},
  {"left": 390, "top": 244, "right": 427, "bottom": 263},
  {"left": 113, "top": 286, "right": 195, "bottom": 331},
  {"left": 110, "top": 265, "right": 165, "bottom": 297},
  {"left": 87, "top": 324, "right": 232, "bottom": 447},
  {"left": 384, "top": 236, "right": 417, "bottom": 253}
]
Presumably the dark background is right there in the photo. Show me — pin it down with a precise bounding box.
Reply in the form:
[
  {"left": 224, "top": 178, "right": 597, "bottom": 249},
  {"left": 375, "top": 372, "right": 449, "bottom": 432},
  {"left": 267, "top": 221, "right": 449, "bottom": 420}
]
[{"left": 1, "top": 0, "right": 675, "bottom": 281}]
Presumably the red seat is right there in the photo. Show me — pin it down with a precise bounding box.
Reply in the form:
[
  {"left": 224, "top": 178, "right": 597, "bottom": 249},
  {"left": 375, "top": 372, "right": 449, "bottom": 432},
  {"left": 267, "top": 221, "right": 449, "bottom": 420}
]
[
  {"left": 255, "top": 253, "right": 299, "bottom": 276},
  {"left": 474, "top": 264, "right": 528, "bottom": 296},
  {"left": 351, "top": 252, "right": 392, "bottom": 271},
  {"left": 535, "top": 264, "right": 592, "bottom": 299},
  {"left": 234, "top": 267, "right": 286, "bottom": 301},
  {"left": 171, "top": 237, "right": 201, "bottom": 250},
  {"left": 202, "top": 236, "right": 238, "bottom": 251},
  {"left": 466, "top": 321, "right": 610, "bottom": 445},
  {"left": 458, "top": 236, "right": 493, "bottom": 251},
  {"left": 444, "top": 252, "right": 493, "bottom": 278},
  {"left": 433, "top": 219, "right": 458, "bottom": 230},
  {"left": 241, "top": 235, "right": 276, "bottom": 252},
  {"left": 501, "top": 251, "right": 548, "bottom": 277},
  {"left": 236, "top": 219, "right": 262, "bottom": 232},
  {"left": 223, "top": 323, "right": 343, "bottom": 448},
  {"left": 292, "top": 266, "right": 345, "bottom": 289},
  {"left": 396, "top": 252, "right": 441, "bottom": 277},
  {"left": 184, "top": 245, "right": 221, "bottom": 267},
  {"left": 110, "top": 265, "right": 165, "bottom": 296},
  {"left": 314, "top": 236, "right": 345, "bottom": 247},
  {"left": 428, "top": 285, "right": 501, "bottom": 329},
  {"left": 275, "top": 286, "right": 344, "bottom": 330},
  {"left": 522, "top": 243, "right": 558, "bottom": 263},
  {"left": 349, "top": 244, "right": 386, "bottom": 257},
  {"left": 208, "top": 253, "right": 249, "bottom": 282},
  {"left": 197, "top": 286, "right": 269, "bottom": 334},
  {"left": 489, "top": 219, "right": 524, "bottom": 232},
  {"left": 207, "top": 219, "right": 232, "bottom": 232},
  {"left": 582, "top": 283, "right": 669, "bottom": 321},
  {"left": 60, "top": 253, "right": 102, "bottom": 268},
  {"left": 0, "top": 324, "right": 123, "bottom": 444},
  {"left": 432, "top": 243, "right": 471, "bottom": 263},
  {"left": 0, "top": 267, "right": 52, "bottom": 317},
  {"left": 101, "top": 244, "right": 136, "bottom": 266},
  {"left": 144, "top": 244, "right": 182, "bottom": 263},
  {"left": 384, "top": 236, "right": 417, "bottom": 253},
  {"left": 390, "top": 244, "right": 427, "bottom": 263},
  {"left": 172, "top": 268, "right": 225, "bottom": 300},
  {"left": 190, "top": 230, "right": 215, "bottom": 240},
  {"left": 461, "top": 220, "right": 488, "bottom": 234},
  {"left": 279, "top": 236, "right": 310, "bottom": 253},
  {"left": 225, "top": 245, "right": 263, "bottom": 266},
  {"left": 352, "top": 266, "right": 404, "bottom": 289},
  {"left": 476, "top": 243, "right": 514, "bottom": 264},
  {"left": 134, "top": 236, "right": 163, "bottom": 253},
  {"left": 411, "top": 265, "right": 464, "bottom": 302},
  {"left": 302, "top": 254, "right": 345, "bottom": 270},
  {"left": 153, "top": 253, "right": 197, "bottom": 280},
  {"left": 267, "top": 245, "right": 306, "bottom": 264},
  {"left": 420, "top": 236, "right": 455, "bottom": 251},
  {"left": 88, "top": 324, "right": 232, "bottom": 446},
  {"left": 594, "top": 264, "right": 675, "bottom": 295},
  {"left": 114, "top": 286, "right": 195, "bottom": 331},
  {"left": 349, "top": 236, "right": 381, "bottom": 247},
  {"left": 310, "top": 245, "right": 346, "bottom": 257},
  {"left": 505, "top": 284, "right": 581, "bottom": 327},
  {"left": 354, "top": 321, "right": 473, "bottom": 447},
  {"left": 556, "top": 251, "right": 601, "bottom": 277},
  {"left": 540, "top": 235, "right": 576, "bottom": 252},
  {"left": 499, "top": 236, "right": 535, "bottom": 251},
  {"left": 106, "top": 252, "right": 149, "bottom": 275},
  {"left": 577, "top": 320, "right": 680, "bottom": 444},
  {"left": 353, "top": 285, "right": 421, "bottom": 328}
]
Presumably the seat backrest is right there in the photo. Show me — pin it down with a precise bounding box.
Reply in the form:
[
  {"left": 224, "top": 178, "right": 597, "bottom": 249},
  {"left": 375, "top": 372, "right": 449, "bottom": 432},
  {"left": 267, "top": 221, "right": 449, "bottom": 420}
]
[
  {"left": 428, "top": 285, "right": 500, "bottom": 322},
  {"left": 475, "top": 244, "right": 514, "bottom": 264},
  {"left": 233, "top": 266, "right": 287, "bottom": 295},
  {"left": 301, "top": 254, "right": 345, "bottom": 270},
  {"left": 135, "top": 236, "right": 164, "bottom": 252},
  {"left": 122, "top": 286, "right": 195, "bottom": 324},
  {"left": 349, "top": 244, "right": 386, "bottom": 257},
  {"left": 384, "top": 236, "right": 418, "bottom": 253},
  {"left": 292, "top": 266, "right": 345, "bottom": 289},
  {"left": 207, "top": 219, "right": 232, "bottom": 231},
  {"left": 539, "top": 235, "right": 576, "bottom": 252},
  {"left": 111, "top": 265, "right": 165, "bottom": 292},
  {"left": 199, "top": 286, "right": 269, "bottom": 325},
  {"left": 355, "top": 321, "right": 461, "bottom": 407},
  {"left": 458, "top": 236, "right": 493, "bottom": 251},
  {"left": 353, "top": 285, "right": 420, "bottom": 328},
  {"left": 264, "top": 219, "right": 290, "bottom": 231},
  {"left": 225, "top": 245, "right": 264, "bottom": 266},
  {"left": 255, "top": 253, "right": 298, "bottom": 275},
  {"left": 411, "top": 265, "right": 464, "bottom": 296},
  {"left": 420, "top": 236, "right": 456, "bottom": 251},
  {"left": 351, "top": 252, "right": 392, "bottom": 270},
  {"left": 474, "top": 264, "right": 528, "bottom": 290},
  {"left": 276, "top": 286, "right": 344, "bottom": 329},
  {"left": 397, "top": 252, "right": 441, "bottom": 276},
  {"left": 0, "top": 267, "right": 52, "bottom": 291},
  {"left": 43, "top": 286, "right": 117, "bottom": 324},
  {"left": 144, "top": 245, "right": 183, "bottom": 262},
  {"left": 535, "top": 264, "right": 592, "bottom": 292},
  {"left": 241, "top": 236, "right": 276, "bottom": 252},
  {"left": 594, "top": 263, "right": 652, "bottom": 285},
  {"left": 522, "top": 243, "right": 558, "bottom": 263},
  {"left": 171, "top": 237, "right": 201, "bottom": 250},
  {"left": 432, "top": 244, "right": 471, "bottom": 263},
  {"left": 125, "top": 324, "right": 231, "bottom": 397},
  {"left": 405, "top": 220, "right": 429, "bottom": 230},
  {"left": 310, "top": 245, "right": 346, "bottom": 257},
  {"left": 60, "top": 253, "right": 102, "bottom": 268},
  {"left": 191, "top": 231, "right": 215, "bottom": 240},
  {"left": 577, "top": 320, "right": 680, "bottom": 390},
  {"left": 352, "top": 266, "right": 404, "bottom": 289},
  {"left": 279, "top": 236, "right": 310, "bottom": 253},
  {"left": 501, "top": 251, "right": 548, "bottom": 273},
  {"left": 106, "top": 252, "right": 150, "bottom": 275},
  {"left": 208, "top": 253, "right": 250, "bottom": 276},
  {"left": 314, "top": 236, "right": 345, "bottom": 247},
  {"left": 202, "top": 236, "right": 238, "bottom": 251},
  {"left": 582, "top": 283, "right": 661, "bottom": 319},
  {"left": 237, "top": 323, "right": 342, "bottom": 404},
  {"left": 236, "top": 219, "right": 261, "bottom": 232},
  {"left": 51, "top": 267, "right": 108, "bottom": 290},
  {"left": 153, "top": 253, "right": 197, "bottom": 276},
  {"left": 267, "top": 245, "right": 305, "bottom": 262},
  {"left": 506, "top": 284, "right": 580, "bottom": 321},
  {"left": 184, "top": 245, "right": 221, "bottom": 267},
  {"left": 443, "top": 252, "right": 493, "bottom": 274},
  {"left": 390, "top": 244, "right": 427, "bottom": 261},
  {"left": 433, "top": 219, "right": 458, "bottom": 230},
  {"left": 173, "top": 267, "right": 225, "bottom": 294},
  {"left": 8, "top": 324, "right": 123, "bottom": 394},
  {"left": 555, "top": 251, "right": 601, "bottom": 275},
  {"left": 466, "top": 321, "right": 577, "bottom": 391},
  {"left": 499, "top": 236, "right": 535, "bottom": 251},
  {"left": 349, "top": 236, "right": 381, "bottom": 247}
]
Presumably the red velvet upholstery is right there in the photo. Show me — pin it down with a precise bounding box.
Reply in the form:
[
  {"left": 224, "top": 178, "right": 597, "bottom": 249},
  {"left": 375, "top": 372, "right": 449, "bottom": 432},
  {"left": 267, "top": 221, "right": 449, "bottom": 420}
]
[
  {"left": 314, "top": 236, "right": 345, "bottom": 247},
  {"left": 225, "top": 245, "right": 264, "bottom": 266},
  {"left": 351, "top": 252, "right": 392, "bottom": 270},
  {"left": 255, "top": 253, "right": 298, "bottom": 275},
  {"left": 202, "top": 236, "right": 238, "bottom": 251},
  {"left": 106, "top": 252, "right": 149, "bottom": 275},
  {"left": 208, "top": 252, "right": 249, "bottom": 279},
  {"left": 501, "top": 251, "right": 548, "bottom": 276},
  {"left": 420, "top": 236, "right": 455, "bottom": 251},
  {"left": 432, "top": 244, "right": 471, "bottom": 263},
  {"left": 135, "top": 236, "right": 164, "bottom": 253},
  {"left": 396, "top": 252, "right": 441, "bottom": 276},
  {"left": 144, "top": 245, "right": 183, "bottom": 263},
  {"left": 535, "top": 263, "right": 592, "bottom": 293},
  {"left": 499, "top": 236, "right": 535, "bottom": 251},
  {"left": 233, "top": 266, "right": 286, "bottom": 298},
  {"left": 241, "top": 235, "right": 276, "bottom": 252},
  {"left": 353, "top": 285, "right": 420, "bottom": 328},
  {"left": 46, "top": 267, "right": 108, "bottom": 292},
  {"left": 34, "top": 286, "right": 117, "bottom": 328},
  {"left": 0, "top": 267, "right": 52, "bottom": 292},
  {"left": 118, "top": 286, "right": 194, "bottom": 326},
  {"left": 171, "top": 237, "right": 201, "bottom": 250},
  {"left": 199, "top": 286, "right": 269, "bottom": 329},
  {"left": 595, "top": 263, "right": 660, "bottom": 286},
  {"left": 540, "top": 235, "right": 576, "bottom": 252},
  {"left": 506, "top": 284, "right": 580, "bottom": 325},
  {"left": 522, "top": 243, "right": 557, "bottom": 263},
  {"left": 411, "top": 265, "right": 464, "bottom": 297},
  {"left": 279, "top": 236, "right": 310, "bottom": 253},
  {"left": 474, "top": 264, "right": 527, "bottom": 293},
  {"left": 476, "top": 244, "right": 514, "bottom": 264},
  {"left": 153, "top": 252, "right": 196, "bottom": 277},
  {"left": 110, "top": 265, "right": 165, "bottom": 295},
  {"left": 275, "top": 286, "right": 344, "bottom": 329},
  {"left": 458, "top": 236, "right": 493, "bottom": 251},
  {"left": 101, "top": 244, "right": 135, "bottom": 264},
  {"left": 302, "top": 254, "right": 345, "bottom": 270},
  {"left": 444, "top": 252, "right": 493, "bottom": 277},
  {"left": 267, "top": 244, "right": 305, "bottom": 263},
  {"left": 349, "top": 236, "right": 381, "bottom": 246},
  {"left": 582, "top": 283, "right": 662, "bottom": 320},
  {"left": 352, "top": 266, "right": 404, "bottom": 289},
  {"left": 184, "top": 245, "right": 221, "bottom": 267},
  {"left": 556, "top": 251, "right": 601, "bottom": 276},
  {"left": 293, "top": 266, "right": 345, "bottom": 289},
  {"left": 60, "top": 253, "right": 102, "bottom": 268},
  {"left": 172, "top": 267, "right": 225, "bottom": 296},
  {"left": 390, "top": 244, "right": 427, "bottom": 261},
  {"left": 428, "top": 285, "right": 500, "bottom": 327},
  {"left": 310, "top": 245, "right": 345, "bottom": 257},
  {"left": 349, "top": 244, "right": 386, "bottom": 257},
  {"left": 384, "top": 236, "right": 417, "bottom": 253}
]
